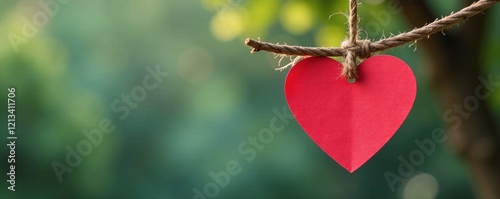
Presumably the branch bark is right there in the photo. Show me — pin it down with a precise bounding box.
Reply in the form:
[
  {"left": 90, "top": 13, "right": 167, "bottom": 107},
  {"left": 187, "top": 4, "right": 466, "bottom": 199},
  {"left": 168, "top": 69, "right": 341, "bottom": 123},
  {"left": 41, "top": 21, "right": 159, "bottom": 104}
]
[{"left": 399, "top": 0, "right": 500, "bottom": 198}]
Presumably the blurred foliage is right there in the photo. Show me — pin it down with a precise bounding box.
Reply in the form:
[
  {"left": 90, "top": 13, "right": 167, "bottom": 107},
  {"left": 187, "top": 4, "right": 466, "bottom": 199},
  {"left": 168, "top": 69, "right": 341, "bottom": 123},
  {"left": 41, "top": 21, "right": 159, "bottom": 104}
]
[{"left": 0, "top": 0, "right": 499, "bottom": 198}]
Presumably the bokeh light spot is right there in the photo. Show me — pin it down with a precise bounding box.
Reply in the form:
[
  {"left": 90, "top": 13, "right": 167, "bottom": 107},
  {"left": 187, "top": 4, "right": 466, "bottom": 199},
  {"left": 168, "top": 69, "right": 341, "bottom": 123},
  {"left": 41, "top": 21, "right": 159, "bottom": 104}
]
[
  {"left": 280, "top": 1, "right": 314, "bottom": 35},
  {"left": 403, "top": 173, "right": 440, "bottom": 199},
  {"left": 210, "top": 9, "right": 244, "bottom": 41}
]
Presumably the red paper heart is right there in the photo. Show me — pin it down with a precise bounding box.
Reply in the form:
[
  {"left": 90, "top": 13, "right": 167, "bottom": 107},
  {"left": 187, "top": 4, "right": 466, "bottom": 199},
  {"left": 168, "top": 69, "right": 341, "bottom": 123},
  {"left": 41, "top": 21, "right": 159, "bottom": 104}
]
[{"left": 285, "top": 55, "right": 416, "bottom": 172}]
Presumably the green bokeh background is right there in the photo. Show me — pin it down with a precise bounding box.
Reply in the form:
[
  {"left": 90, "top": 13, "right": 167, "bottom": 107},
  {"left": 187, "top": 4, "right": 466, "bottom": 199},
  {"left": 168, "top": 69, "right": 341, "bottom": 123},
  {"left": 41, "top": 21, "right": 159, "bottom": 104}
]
[{"left": 0, "top": 0, "right": 499, "bottom": 198}]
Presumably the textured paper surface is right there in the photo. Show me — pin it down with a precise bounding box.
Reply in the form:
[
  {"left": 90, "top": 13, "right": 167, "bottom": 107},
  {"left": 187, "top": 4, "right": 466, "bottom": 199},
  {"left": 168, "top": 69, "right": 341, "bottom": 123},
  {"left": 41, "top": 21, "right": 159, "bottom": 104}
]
[{"left": 285, "top": 55, "right": 417, "bottom": 172}]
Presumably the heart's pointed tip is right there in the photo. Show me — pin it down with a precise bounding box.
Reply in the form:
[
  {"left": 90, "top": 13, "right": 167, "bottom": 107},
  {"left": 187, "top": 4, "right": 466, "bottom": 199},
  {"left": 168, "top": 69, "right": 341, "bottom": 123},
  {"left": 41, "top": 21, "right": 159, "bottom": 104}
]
[
  {"left": 340, "top": 163, "right": 361, "bottom": 173},
  {"left": 344, "top": 167, "right": 356, "bottom": 173}
]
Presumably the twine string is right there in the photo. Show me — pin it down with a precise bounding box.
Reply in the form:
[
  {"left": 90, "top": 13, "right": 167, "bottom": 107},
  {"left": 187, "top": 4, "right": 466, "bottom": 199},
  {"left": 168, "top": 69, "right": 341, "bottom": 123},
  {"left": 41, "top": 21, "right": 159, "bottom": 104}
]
[
  {"left": 245, "top": 0, "right": 499, "bottom": 78},
  {"left": 342, "top": 0, "right": 368, "bottom": 79}
]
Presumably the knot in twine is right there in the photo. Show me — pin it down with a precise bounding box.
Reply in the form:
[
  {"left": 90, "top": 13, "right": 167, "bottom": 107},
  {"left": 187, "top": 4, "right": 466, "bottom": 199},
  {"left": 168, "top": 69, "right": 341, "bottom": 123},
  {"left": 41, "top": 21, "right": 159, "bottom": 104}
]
[
  {"left": 245, "top": 0, "right": 500, "bottom": 79},
  {"left": 340, "top": 0, "right": 370, "bottom": 80},
  {"left": 341, "top": 39, "right": 372, "bottom": 79}
]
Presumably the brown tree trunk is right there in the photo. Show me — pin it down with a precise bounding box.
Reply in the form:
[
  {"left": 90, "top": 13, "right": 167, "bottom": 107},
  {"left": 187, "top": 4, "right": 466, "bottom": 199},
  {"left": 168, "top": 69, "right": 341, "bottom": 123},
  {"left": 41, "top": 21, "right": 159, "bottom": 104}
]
[{"left": 400, "top": 1, "right": 500, "bottom": 198}]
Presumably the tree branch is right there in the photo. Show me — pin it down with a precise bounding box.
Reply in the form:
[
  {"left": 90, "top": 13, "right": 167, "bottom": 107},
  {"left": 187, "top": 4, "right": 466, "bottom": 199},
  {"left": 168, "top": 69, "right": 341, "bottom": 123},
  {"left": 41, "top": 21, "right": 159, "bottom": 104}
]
[
  {"left": 460, "top": 0, "right": 490, "bottom": 62},
  {"left": 398, "top": 0, "right": 455, "bottom": 78},
  {"left": 400, "top": 0, "right": 500, "bottom": 198}
]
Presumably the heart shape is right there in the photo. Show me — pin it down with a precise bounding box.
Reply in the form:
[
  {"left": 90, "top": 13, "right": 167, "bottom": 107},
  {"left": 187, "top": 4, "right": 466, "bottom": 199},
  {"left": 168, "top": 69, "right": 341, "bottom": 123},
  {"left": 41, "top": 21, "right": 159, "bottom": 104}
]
[{"left": 285, "top": 55, "right": 416, "bottom": 172}]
